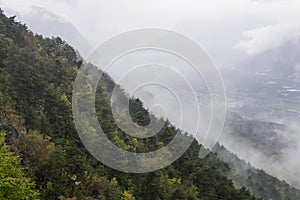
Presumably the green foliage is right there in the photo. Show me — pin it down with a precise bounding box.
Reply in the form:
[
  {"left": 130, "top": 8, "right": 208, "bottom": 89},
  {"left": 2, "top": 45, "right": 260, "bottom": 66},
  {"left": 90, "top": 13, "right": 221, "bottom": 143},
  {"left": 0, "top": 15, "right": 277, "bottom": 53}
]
[
  {"left": 0, "top": 131, "right": 39, "bottom": 199},
  {"left": 0, "top": 8, "right": 293, "bottom": 199}
]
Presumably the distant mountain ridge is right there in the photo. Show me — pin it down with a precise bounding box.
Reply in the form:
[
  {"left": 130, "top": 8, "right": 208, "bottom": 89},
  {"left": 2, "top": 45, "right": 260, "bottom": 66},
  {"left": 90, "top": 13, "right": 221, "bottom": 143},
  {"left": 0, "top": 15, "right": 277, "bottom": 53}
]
[{"left": 8, "top": 6, "right": 92, "bottom": 57}]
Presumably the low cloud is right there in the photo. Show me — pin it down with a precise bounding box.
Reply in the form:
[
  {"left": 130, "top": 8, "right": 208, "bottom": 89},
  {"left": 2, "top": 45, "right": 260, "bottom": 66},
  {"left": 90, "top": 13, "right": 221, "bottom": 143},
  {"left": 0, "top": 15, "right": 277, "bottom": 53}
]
[{"left": 236, "top": 23, "right": 300, "bottom": 55}]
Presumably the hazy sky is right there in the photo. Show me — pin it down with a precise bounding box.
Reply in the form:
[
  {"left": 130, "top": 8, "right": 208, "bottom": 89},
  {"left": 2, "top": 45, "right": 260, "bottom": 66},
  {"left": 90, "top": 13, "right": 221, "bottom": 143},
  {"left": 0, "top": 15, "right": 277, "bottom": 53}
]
[{"left": 1, "top": 0, "right": 300, "bottom": 67}]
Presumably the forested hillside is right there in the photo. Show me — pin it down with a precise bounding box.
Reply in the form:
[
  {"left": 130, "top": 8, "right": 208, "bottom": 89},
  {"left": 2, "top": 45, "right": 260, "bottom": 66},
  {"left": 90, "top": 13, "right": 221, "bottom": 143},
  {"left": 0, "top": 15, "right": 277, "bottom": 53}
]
[
  {"left": 0, "top": 8, "right": 296, "bottom": 200},
  {"left": 214, "top": 144, "right": 300, "bottom": 200}
]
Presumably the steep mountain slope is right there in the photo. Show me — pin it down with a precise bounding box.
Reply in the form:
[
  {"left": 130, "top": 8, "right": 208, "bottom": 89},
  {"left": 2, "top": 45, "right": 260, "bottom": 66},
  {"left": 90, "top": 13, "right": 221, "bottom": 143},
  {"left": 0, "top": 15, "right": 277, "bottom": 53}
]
[
  {"left": 0, "top": 8, "right": 258, "bottom": 200},
  {"left": 0, "top": 8, "right": 298, "bottom": 200},
  {"left": 214, "top": 144, "right": 300, "bottom": 200}
]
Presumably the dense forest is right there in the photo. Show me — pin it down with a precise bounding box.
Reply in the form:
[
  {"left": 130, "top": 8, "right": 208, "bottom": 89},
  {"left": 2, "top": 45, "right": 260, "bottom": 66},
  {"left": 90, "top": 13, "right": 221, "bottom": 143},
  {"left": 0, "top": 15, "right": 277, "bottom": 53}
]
[{"left": 0, "top": 8, "right": 298, "bottom": 200}]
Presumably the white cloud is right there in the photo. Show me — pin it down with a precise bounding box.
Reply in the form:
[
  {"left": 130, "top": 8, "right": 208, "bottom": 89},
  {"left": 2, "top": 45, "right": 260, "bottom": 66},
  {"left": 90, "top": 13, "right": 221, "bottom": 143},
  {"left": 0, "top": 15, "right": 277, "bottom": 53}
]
[
  {"left": 235, "top": 0, "right": 300, "bottom": 54},
  {"left": 236, "top": 23, "right": 300, "bottom": 55}
]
